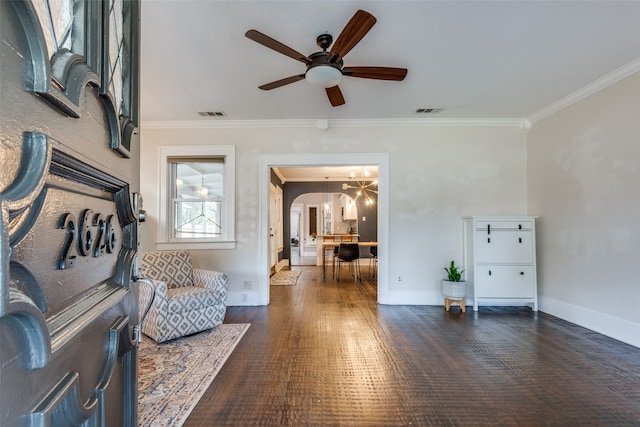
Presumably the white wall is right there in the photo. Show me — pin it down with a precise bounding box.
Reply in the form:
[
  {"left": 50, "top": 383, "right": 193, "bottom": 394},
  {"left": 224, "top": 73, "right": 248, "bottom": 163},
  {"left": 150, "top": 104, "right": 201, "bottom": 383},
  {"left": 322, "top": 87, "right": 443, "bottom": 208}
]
[
  {"left": 140, "top": 125, "right": 527, "bottom": 306},
  {"left": 528, "top": 71, "right": 640, "bottom": 347}
]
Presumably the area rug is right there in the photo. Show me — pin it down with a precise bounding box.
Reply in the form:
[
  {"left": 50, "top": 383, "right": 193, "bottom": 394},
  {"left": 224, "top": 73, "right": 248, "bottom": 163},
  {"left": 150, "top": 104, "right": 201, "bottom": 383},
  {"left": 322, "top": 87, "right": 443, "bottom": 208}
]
[
  {"left": 270, "top": 269, "right": 301, "bottom": 286},
  {"left": 138, "top": 323, "right": 250, "bottom": 427}
]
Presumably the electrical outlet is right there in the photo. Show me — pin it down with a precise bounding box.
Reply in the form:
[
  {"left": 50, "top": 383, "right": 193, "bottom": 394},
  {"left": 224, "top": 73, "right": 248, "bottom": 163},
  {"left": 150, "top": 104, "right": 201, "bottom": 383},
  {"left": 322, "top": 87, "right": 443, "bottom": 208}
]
[
  {"left": 397, "top": 275, "right": 402, "bottom": 283},
  {"left": 243, "top": 280, "right": 252, "bottom": 289},
  {"left": 241, "top": 293, "right": 248, "bottom": 303}
]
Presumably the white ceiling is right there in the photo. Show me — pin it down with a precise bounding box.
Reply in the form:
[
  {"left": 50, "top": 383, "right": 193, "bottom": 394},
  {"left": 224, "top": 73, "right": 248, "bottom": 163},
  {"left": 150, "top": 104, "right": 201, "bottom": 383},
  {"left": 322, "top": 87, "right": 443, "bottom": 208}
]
[{"left": 139, "top": 1, "right": 640, "bottom": 123}]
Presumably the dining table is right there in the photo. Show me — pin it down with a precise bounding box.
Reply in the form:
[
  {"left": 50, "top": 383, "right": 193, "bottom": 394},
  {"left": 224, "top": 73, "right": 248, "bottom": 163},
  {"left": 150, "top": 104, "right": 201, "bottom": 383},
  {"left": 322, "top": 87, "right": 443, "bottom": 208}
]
[{"left": 321, "top": 241, "right": 378, "bottom": 280}]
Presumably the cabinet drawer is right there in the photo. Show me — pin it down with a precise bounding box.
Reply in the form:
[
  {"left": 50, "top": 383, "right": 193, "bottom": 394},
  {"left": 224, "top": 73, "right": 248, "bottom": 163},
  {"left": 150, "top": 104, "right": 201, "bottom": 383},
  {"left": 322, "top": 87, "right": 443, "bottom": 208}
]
[
  {"left": 475, "top": 266, "right": 535, "bottom": 298},
  {"left": 476, "top": 221, "right": 532, "bottom": 231},
  {"left": 474, "top": 230, "right": 533, "bottom": 263}
]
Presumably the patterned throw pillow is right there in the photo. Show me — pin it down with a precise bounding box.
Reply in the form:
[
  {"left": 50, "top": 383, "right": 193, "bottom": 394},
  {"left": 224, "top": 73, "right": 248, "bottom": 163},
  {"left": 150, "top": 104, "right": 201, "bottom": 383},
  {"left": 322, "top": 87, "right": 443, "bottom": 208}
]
[{"left": 141, "top": 251, "right": 195, "bottom": 289}]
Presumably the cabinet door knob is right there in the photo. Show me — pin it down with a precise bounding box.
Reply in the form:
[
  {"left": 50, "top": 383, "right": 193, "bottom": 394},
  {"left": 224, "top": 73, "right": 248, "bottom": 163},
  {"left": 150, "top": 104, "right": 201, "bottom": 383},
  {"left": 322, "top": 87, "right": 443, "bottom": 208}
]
[
  {"left": 519, "top": 237, "right": 522, "bottom": 243},
  {"left": 520, "top": 271, "right": 525, "bottom": 275},
  {"left": 519, "top": 224, "right": 522, "bottom": 229},
  {"left": 488, "top": 237, "right": 491, "bottom": 243},
  {"left": 488, "top": 270, "right": 492, "bottom": 276}
]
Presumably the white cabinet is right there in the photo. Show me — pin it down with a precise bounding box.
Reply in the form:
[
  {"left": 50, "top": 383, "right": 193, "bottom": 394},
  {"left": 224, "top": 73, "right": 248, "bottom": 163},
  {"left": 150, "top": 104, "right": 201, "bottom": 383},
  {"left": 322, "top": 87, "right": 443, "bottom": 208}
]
[
  {"left": 339, "top": 194, "right": 357, "bottom": 221},
  {"left": 463, "top": 216, "right": 538, "bottom": 311}
]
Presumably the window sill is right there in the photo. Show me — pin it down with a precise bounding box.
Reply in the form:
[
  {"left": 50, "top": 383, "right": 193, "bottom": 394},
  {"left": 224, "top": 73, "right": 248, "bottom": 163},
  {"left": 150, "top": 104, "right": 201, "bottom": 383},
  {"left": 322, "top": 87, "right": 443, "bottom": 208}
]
[{"left": 156, "top": 240, "right": 237, "bottom": 250}]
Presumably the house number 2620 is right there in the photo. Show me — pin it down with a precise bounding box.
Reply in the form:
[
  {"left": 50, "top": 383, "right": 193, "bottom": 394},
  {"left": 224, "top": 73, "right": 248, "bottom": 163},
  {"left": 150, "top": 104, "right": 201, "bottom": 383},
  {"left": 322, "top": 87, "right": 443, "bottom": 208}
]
[{"left": 57, "top": 209, "right": 117, "bottom": 269}]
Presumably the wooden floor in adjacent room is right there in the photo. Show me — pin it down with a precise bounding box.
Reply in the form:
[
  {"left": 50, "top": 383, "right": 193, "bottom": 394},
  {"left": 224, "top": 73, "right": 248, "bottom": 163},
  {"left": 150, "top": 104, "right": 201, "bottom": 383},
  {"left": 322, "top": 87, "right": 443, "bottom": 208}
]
[{"left": 185, "top": 265, "right": 640, "bottom": 426}]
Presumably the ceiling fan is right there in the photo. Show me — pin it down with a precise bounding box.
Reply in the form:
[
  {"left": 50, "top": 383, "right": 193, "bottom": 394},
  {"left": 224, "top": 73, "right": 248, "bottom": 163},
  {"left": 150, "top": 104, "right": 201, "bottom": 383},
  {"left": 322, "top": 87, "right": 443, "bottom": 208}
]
[{"left": 245, "top": 9, "right": 408, "bottom": 107}]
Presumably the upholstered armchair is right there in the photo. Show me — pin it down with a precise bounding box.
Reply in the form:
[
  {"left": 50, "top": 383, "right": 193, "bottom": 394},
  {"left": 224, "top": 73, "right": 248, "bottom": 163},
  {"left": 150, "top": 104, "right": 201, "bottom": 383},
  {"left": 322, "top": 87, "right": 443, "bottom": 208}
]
[{"left": 139, "top": 250, "right": 228, "bottom": 343}]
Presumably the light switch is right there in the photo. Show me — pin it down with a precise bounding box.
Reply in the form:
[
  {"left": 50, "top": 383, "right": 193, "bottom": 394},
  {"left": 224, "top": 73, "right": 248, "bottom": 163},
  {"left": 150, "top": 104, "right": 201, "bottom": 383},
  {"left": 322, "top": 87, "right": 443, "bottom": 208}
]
[{"left": 362, "top": 216, "right": 366, "bottom": 221}]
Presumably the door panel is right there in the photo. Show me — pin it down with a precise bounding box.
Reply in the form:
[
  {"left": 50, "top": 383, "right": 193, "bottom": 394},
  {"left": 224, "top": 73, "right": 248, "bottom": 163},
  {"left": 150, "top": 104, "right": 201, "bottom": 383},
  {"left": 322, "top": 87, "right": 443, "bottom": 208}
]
[{"left": 1, "top": 1, "right": 141, "bottom": 426}]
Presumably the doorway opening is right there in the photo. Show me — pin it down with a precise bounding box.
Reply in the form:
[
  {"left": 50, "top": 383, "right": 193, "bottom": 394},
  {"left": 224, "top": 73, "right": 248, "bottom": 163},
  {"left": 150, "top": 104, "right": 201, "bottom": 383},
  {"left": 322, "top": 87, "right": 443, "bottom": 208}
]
[{"left": 260, "top": 153, "right": 389, "bottom": 305}]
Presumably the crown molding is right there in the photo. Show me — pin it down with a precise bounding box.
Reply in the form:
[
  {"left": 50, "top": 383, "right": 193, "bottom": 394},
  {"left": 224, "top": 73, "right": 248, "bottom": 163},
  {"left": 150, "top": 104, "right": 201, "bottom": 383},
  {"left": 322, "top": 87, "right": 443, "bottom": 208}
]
[
  {"left": 141, "top": 117, "right": 528, "bottom": 130},
  {"left": 527, "top": 57, "right": 640, "bottom": 124}
]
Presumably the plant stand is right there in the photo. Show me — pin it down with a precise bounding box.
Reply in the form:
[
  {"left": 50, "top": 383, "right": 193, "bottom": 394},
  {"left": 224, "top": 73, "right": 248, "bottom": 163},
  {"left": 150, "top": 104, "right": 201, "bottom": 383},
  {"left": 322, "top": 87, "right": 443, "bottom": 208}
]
[
  {"left": 441, "top": 280, "right": 467, "bottom": 313},
  {"left": 444, "top": 297, "right": 466, "bottom": 313}
]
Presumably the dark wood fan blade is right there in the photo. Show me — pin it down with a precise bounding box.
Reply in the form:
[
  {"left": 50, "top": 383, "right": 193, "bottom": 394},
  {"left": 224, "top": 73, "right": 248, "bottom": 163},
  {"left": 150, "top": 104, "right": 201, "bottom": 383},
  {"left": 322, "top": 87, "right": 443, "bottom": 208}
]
[
  {"left": 329, "top": 10, "right": 377, "bottom": 61},
  {"left": 325, "top": 86, "right": 345, "bottom": 107},
  {"left": 259, "top": 74, "right": 306, "bottom": 90},
  {"left": 343, "top": 66, "right": 408, "bottom": 81},
  {"left": 245, "top": 29, "right": 312, "bottom": 64}
]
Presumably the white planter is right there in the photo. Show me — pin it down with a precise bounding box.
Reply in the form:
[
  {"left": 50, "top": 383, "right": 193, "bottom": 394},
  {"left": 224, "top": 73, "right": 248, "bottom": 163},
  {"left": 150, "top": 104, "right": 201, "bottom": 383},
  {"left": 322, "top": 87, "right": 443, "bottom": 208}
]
[{"left": 441, "top": 280, "right": 466, "bottom": 299}]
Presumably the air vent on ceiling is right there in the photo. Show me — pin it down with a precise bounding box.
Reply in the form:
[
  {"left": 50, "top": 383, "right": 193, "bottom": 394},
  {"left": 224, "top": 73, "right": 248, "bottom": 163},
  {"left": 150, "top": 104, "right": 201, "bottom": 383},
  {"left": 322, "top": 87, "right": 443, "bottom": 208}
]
[
  {"left": 415, "top": 108, "right": 442, "bottom": 114},
  {"left": 198, "top": 111, "right": 226, "bottom": 117}
]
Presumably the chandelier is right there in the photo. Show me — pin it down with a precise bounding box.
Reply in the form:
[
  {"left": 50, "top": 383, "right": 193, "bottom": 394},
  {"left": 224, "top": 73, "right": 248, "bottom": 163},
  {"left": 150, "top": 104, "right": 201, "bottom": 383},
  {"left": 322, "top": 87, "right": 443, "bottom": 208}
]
[{"left": 342, "top": 169, "right": 378, "bottom": 206}]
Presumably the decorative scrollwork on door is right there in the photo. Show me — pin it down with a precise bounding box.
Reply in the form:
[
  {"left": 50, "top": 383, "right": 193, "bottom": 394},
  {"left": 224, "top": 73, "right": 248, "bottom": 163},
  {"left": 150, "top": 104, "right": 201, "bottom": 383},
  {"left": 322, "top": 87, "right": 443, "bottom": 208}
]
[{"left": 18, "top": 0, "right": 139, "bottom": 157}]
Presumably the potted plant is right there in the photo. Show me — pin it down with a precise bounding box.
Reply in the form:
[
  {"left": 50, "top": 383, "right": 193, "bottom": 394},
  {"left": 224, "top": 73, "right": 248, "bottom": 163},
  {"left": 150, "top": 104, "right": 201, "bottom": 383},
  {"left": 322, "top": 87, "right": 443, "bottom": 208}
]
[{"left": 441, "top": 260, "right": 467, "bottom": 312}]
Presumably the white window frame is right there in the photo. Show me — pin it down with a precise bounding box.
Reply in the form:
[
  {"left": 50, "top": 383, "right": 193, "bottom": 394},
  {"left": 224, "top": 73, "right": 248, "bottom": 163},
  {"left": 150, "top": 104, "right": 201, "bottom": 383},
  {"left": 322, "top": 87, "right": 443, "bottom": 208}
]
[{"left": 157, "top": 145, "right": 236, "bottom": 249}]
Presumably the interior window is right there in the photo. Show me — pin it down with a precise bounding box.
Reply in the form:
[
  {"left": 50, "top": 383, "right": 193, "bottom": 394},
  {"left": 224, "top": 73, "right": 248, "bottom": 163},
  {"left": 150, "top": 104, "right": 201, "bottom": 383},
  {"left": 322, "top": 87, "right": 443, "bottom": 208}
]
[
  {"left": 158, "top": 145, "right": 236, "bottom": 249},
  {"left": 170, "top": 158, "right": 223, "bottom": 239}
]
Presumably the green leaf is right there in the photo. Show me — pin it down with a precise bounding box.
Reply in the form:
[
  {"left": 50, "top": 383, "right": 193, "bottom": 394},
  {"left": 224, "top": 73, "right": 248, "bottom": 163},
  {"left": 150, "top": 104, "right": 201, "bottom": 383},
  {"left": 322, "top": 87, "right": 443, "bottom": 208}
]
[{"left": 444, "top": 260, "right": 464, "bottom": 281}]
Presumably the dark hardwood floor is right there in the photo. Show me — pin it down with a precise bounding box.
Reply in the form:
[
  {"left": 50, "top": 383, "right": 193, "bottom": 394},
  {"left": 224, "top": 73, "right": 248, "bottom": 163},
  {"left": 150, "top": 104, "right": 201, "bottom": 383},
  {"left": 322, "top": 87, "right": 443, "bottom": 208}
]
[{"left": 185, "top": 265, "right": 640, "bottom": 426}]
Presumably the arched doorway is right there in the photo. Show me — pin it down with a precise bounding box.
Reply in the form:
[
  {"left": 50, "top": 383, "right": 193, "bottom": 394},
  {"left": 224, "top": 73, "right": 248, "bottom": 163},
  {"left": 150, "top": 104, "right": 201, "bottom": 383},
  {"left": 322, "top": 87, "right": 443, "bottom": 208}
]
[{"left": 289, "top": 192, "right": 357, "bottom": 266}]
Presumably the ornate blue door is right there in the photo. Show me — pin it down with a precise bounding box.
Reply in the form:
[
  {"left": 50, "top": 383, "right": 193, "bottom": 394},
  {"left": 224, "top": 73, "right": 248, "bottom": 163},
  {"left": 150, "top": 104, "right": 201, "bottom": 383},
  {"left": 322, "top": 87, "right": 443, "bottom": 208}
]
[{"left": 1, "top": 1, "right": 142, "bottom": 425}]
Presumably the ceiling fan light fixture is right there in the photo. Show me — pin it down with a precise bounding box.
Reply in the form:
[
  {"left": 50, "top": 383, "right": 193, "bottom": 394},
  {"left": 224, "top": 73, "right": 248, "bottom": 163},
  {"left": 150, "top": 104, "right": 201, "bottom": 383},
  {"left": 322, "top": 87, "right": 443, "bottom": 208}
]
[
  {"left": 305, "top": 65, "right": 342, "bottom": 88},
  {"left": 245, "top": 10, "right": 406, "bottom": 106}
]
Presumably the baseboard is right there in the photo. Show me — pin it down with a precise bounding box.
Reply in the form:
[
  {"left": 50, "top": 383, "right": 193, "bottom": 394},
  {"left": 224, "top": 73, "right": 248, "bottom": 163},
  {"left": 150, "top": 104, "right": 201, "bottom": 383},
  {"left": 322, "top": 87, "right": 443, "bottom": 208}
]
[
  {"left": 539, "top": 296, "right": 640, "bottom": 348},
  {"left": 384, "top": 288, "right": 476, "bottom": 307},
  {"left": 385, "top": 289, "right": 437, "bottom": 305},
  {"left": 276, "top": 259, "right": 289, "bottom": 272}
]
